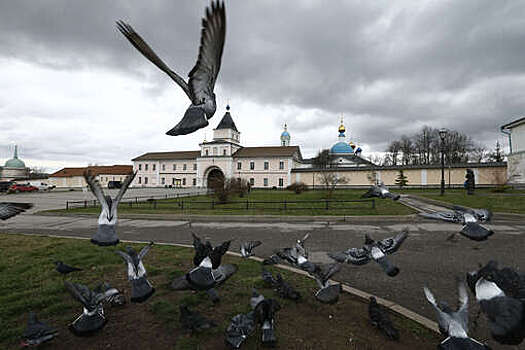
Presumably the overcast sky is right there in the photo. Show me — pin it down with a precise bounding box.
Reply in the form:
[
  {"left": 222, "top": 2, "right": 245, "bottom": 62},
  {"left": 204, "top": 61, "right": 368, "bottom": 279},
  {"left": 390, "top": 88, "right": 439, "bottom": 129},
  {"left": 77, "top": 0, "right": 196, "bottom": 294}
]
[{"left": 1, "top": 0, "right": 523, "bottom": 172}]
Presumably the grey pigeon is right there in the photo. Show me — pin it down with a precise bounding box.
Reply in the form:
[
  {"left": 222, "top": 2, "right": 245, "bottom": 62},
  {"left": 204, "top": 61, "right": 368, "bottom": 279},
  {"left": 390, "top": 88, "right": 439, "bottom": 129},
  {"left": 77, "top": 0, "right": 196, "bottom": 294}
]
[
  {"left": 225, "top": 312, "right": 256, "bottom": 349},
  {"left": 254, "top": 296, "right": 281, "bottom": 347},
  {"left": 328, "top": 229, "right": 408, "bottom": 277},
  {"left": 424, "top": 282, "right": 491, "bottom": 349},
  {"left": 20, "top": 312, "right": 58, "bottom": 347},
  {"left": 179, "top": 305, "right": 217, "bottom": 333},
  {"left": 361, "top": 183, "right": 400, "bottom": 200},
  {"left": 94, "top": 282, "right": 126, "bottom": 307},
  {"left": 0, "top": 202, "right": 32, "bottom": 220},
  {"left": 310, "top": 263, "right": 342, "bottom": 304},
  {"left": 274, "top": 274, "right": 301, "bottom": 301},
  {"left": 240, "top": 240, "right": 262, "bottom": 258},
  {"left": 116, "top": 1, "right": 226, "bottom": 136},
  {"left": 261, "top": 268, "right": 277, "bottom": 287},
  {"left": 419, "top": 206, "right": 493, "bottom": 241},
  {"left": 466, "top": 260, "right": 525, "bottom": 345},
  {"left": 115, "top": 242, "right": 155, "bottom": 303},
  {"left": 84, "top": 170, "right": 136, "bottom": 246},
  {"left": 369, "top": 296, "right": 399, "bottom": 341},
  {"left": 191, "top": 232, "right": 231, "bottom": 269},
  {"left": 54, "top": 261, "right": 82, "bottom": 275},
  {"left": 64, "top": 281, "right": 119, "bottom": 336}
]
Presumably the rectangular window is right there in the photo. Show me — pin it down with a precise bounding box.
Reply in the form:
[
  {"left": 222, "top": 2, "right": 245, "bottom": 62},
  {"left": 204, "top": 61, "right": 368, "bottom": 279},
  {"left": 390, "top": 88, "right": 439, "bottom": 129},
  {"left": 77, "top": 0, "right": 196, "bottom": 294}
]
[
  {"left": 237, "top": 162, "right": 242, "bottom": 170},
  {"left": 264, "top": 161, "right": 269, "bottom": 170},
  {"left": 173, "top": 164, "right": 176, "bottom": 171},
  {"left": 193, "top": 163, "right": 197, "bottom": 170},
  {"left": 145, "top": 164, "right": 148, "bottom": 171},
  {"left": 144, "top": 177, "right": 148, "bottom": 184},
  {"left": 138, "top": 177, "right": 141, "bottom": 184},
  {"left": 250, "top": 178, "right": 254, "bottom": 186},
  {"left": 205, "top": 149, "right": 209, "bottom": 156},
  {"left": 162, "top": 164, "right": 165, "bottom": 171},
  {"left": 152, "top": 164, "right": 156, "bottom": 171},
  {"left": 263, "top": 178, "right": 268, "bottom": 187},
  {"left": 250, "top": 161, "right": 255, "bottom": 170},
  {"left": 223, "top": 149, "right": 227, "bottom": 156},
  {"left": 183, "top": 164, "right": 187, "bottom": 171},
  {"left": 213, "top": 147, "right": 217, "bottom": 155},
  {"left": 139, "top": 164, "right": 142, "bottom": 170},
  {"left": 182, "top": 178, "right": 186, "bottom": 186},
  {"left": 161, "top": 177, "right": 165, "bottom": 185},
  {"left": 279, "top": 178, "right": 284, "bottom": 187},
  {"left": 279, "top": 161, "right": 284, "bottom": 170},
  {"left": 172, "top": 178, "right": 176, "bottom": 185},
  {"left": 192, "top": 178, "right": 196, "bottom": 186}
]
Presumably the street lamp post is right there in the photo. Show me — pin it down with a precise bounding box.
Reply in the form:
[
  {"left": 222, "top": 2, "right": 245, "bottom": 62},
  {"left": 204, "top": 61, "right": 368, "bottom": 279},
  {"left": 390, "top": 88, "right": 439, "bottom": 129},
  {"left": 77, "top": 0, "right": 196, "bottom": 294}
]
[{"left": 439, "top": 128, "right": 448, "bottom": 196}]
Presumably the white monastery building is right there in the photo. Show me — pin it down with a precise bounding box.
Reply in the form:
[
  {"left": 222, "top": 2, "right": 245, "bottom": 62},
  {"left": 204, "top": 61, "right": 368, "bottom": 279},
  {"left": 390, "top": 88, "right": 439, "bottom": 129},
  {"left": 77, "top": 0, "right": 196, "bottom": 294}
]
[{"left": 501, "top": 117, "right": 525, "bottom": 185}]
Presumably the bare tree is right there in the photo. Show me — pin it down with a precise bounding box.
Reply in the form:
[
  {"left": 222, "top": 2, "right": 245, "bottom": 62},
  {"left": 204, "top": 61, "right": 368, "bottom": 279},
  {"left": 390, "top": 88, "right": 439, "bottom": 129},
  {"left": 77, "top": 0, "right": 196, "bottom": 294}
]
[
  {"left": 317, "top": 171, "right": 349, "bottom": 198},
  {"left": 471, "top": 144, "right": 488, "bottom": 163},
  {"left": 488, "top": 141, "right": 504, "bottom": 162},
  {"left": 386, "top": 141, "right": 401, "bottom": 165},
  {"left": 312, "top": 149, "right": 334, "bottom": 169}
]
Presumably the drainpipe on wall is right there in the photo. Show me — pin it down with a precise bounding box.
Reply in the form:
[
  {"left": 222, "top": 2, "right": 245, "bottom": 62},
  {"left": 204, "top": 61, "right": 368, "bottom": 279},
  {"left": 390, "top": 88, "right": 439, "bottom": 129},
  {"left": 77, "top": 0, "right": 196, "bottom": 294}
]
[{"left": 500, "top": 126, "right": 512, "bottom": 154}]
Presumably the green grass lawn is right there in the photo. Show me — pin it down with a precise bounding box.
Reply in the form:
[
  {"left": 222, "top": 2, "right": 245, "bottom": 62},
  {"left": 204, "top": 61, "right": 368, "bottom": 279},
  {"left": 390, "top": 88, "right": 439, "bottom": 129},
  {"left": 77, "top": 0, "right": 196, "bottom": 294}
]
[
  {"left": 0, "top": 233, "right": 439, "bottom": 350},
  {"left": 49, "top": 189, "right": 415, "bottom": 216}
]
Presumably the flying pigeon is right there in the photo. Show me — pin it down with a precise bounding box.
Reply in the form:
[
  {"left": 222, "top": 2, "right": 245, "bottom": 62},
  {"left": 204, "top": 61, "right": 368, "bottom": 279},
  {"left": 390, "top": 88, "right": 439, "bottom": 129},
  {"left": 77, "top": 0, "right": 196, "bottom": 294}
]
[
  {"left": 328, "top": 229, "right": 408, "bottom": 277},
  {"left": 310, "top": 263, "right": 343, "bottom": 304},
  {"left": 369, "top": 296, "right": 400, "bottom": 341},
  {"left": 240, "top": 240, "right": 262, "bottom": 258},
  {"left": 116, "top": 1, "right": 226, "bottom": 136},
  {"left": 419, "top": 205, "right": 493, "bottom": 241},
  {"left": 20, "top": 312, "right": 58, "bottom": 347},
  {"left": 269, "top": 233, "right": 311, "bottom": 268},
  {"left": 424, "top": 282, "right": 491, "bottom": 349},
  {"left": 179, "top": 305, "right": 217, "bottom": 333},
  {"left": 253, "top": 294, "right": 281, "bottom": 347},
  {"left": 94, "top": 282, "right": 126, "bottom": 307},
  {"left": 467, "top": 260, "right": 525, "bottom": 345},
  {"left": 115, "top": 242, "right": 155, "bottom": 303},
  {"left": 54, "top": 261, "right": 82, "bottom": 275},
  {"left": 0, "top": 202, "right": 33, "bottom": 220},
  {"left": 84, "top": 170, "right": 136, "bottom": 246},
  {"left": 64, "top": 281, "right": 119, "bottom": 335},
  {"left": 361, "top": 183, "right": 400, "bottom": 200},
  {"left": 192, "top": 232, "right": 231, "bottom": 269}
]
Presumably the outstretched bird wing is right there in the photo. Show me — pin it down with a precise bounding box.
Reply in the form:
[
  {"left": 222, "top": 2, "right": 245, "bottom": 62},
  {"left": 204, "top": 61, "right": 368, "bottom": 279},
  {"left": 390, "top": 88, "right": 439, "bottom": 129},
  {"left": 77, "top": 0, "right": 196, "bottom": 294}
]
[
  {"left": 457, "top": 281, "right": 469, "bottom": 332},
  {"left": 377, "top": 229, "right": 408, "bottom": 255},
  {"left": 419, "top": 211, "right": 458, "bottom": 223},
  {"left": 460, "top": 223, "right": 494, "bottom": 241},
  {"left": 361, "top": 185, "right": 379, "bottom": 198},
  {"left": 113, "top": 171, "right": 137, "bottom": 208},
  {"left": 0, "top": 202, "right": 33, "bottom": 220},
  {"left": 424, "top": 286, "right": 453, "bottom": 336},
  {"left": 328, "top": 248, "right": 370, "bottom": 265},
  {"left": 83, "top": 171, "right": 110, "bottom": 213},
  {"left": 116, "top": 21, "right": 191, "bottom": 99},
  {"left": 64, "top": 281, "right": 90, "bottom": 309},
  {"left": 115, "top": 250, "right": 138, "bottom": 279},
  {"left": 138, "top": 241, "right": 154, "bottom": 261},
  {"left": 188, "top": 1, "right": 226, "bottom": 106},
  {"left": 192, "top": 232, "right": 211, "bottom": 266}
]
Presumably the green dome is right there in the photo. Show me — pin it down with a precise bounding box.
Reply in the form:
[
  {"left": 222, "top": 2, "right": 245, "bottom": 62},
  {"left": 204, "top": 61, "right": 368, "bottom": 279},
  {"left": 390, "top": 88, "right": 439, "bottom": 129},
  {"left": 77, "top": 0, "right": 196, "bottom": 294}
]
[{"left": 5, "top": 158, "right": 25, "bottom": 168}]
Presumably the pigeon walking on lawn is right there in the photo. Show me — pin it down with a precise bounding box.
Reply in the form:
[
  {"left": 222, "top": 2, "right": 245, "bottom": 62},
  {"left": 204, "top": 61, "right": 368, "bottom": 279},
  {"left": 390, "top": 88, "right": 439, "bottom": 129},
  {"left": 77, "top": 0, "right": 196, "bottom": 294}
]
[
  {"left": 240, "top": 240, "right": 262, "bottom": 258},
  {"left": 361, "top": 183, "right": 400, "bottom": 201},
  {"left": 419, "top": 205, "right": 493, "bottom": 241},
  {"left": 54, "top": 261, "right": 82, "bottom": 275},
  {"left": 424, "top": 282, "right": 491, "bottom": 349},
  {"left": 180, "top": 305, "right": 217, "bottom": 333},
  {"left": 0, "top": 202, "right": 33, "bottom": 220},
  {"left": 64, "top": 281, "right": 119, "bottom": 336},
  {"left": 369, "top": 296, "right": 400, "bottom": 341},
  {"left": 20, "top": 312, "right": 58, "bottom": 347},
  {"left": 116, "top": 1, "right": 226, "bottom": 136},
  {"left": 328, "top": 229, "right": 408, "bottom": 277},
  {"left": 253, "top": 293, "right": 281, "bottom": 347},
  {"left": 84, "top": 170, "right": 136, "bottom": 246},
  {"left": 466, "top": 260, "right": 525, "bottom": 345},
  {"left": 115, "top": 242, "right": 155, "bottom": 303}
]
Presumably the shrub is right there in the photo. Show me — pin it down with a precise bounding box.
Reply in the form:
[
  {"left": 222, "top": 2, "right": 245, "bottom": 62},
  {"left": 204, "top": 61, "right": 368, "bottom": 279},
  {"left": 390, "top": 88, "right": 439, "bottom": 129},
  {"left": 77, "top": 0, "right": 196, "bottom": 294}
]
[{"left": 286, "top": 182, "right": 308, "bottom": 194}]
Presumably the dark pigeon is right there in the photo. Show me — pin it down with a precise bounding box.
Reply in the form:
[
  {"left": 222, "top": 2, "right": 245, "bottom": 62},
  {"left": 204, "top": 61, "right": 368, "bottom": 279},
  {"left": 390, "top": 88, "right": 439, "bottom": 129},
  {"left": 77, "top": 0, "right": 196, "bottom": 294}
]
[
  {"left": 191, "top": 232, "right": 231, "bottom": 269},
  {"left": 240, "top": 240, "right": 262, "bottom": 258},
  {"left": 64, "top": 281, "right": 119, "bottom": 336},
  {"left": 467, "top": 261, "right": 525, "bottom": 345},
  {"left": 116, "top": 1, "right": 226, "bottom": 136},
  {"left": 115, "top": 242, "right": 155, "bottom": 303},
  {"left": 361, "top": 183, "right": 400, "bottom": 200},
  {"left": 261, "top": 268, "right": 277, "bottom": 287},
  {"left": 254, "top": 296, "right": 281, "bottom": 347},
  {"left": 84, "top": 170, "right": 136, "bottom": 246},
  {"left": 0, "top": 202, "right": 33, "bottom": 220},
  {"left": 274, "top": 274, "right": 301, "bottom": 301},
  {"left": 225, "top": 312, "right": 256, "bottom": 349},
  {"left": 179, "top": 305, "right": 217, "bottom": 333},
  {"left": 369, "top": 296, "right": 400, "bottom": 341},
  {"left": 424, "top": 282, "right": 491, "bottom": 349},
  {"left": 328, "top": 229, "right": 408, "bottom": 277},
  {"left": 20, "top": 312, "right": 58, "bottom": 347},
  {"left": 311, "top": 263, "right": 342, "bottom": 304},
  {"left": 54, "top": 261, "right": 82, "bottom": 275}
]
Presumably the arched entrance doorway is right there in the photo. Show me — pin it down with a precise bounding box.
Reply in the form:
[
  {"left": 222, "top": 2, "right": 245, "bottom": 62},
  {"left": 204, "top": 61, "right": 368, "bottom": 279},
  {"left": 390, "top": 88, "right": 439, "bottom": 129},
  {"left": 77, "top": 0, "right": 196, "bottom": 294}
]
[{"left": 206, "top": 167, "right": 225, "bottom": 189}]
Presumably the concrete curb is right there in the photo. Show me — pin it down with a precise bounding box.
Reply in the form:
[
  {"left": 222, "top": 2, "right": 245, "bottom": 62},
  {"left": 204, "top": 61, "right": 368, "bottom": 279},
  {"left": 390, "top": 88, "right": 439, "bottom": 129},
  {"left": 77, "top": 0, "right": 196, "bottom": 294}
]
[{"left": 9, "top": 231, "right": 439, "bottom": 334}]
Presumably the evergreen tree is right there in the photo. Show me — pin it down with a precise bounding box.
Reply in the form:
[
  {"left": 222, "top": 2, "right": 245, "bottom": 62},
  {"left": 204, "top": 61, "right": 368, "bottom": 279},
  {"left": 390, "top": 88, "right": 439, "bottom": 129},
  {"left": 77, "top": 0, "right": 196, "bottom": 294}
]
[{"left": 395, "top": 170, "right": 408, "bottom": 189}]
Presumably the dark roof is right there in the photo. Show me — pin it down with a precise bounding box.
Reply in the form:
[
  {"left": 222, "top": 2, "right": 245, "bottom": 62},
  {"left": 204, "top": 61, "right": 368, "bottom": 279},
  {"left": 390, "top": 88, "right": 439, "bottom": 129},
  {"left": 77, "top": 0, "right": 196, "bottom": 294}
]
[
  {"left": 132, "top": 151, "right": 200, "bottom": 161},
  {"left": 233, "top": 146, "right": 301, "bottom": 158},
  {"left": 215, "top": 110, "right": 238, "bottom": 132},
  {"left": 291, "top": 161, "right": 507, "bottom": 172},
  {"left": 50, "top": 165, "right": 133, "bottom": 177},
  {"left": 501, "top": 117, "right": 525, "bottom": 130}
]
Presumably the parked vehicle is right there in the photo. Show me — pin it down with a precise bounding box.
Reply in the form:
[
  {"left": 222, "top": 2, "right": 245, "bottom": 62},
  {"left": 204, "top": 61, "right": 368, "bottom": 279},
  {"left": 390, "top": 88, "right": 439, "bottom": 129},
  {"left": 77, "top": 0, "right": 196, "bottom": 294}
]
[
  {"left": 107, "top": 181, "right": 122, "bottom": 189},
  {"left": 28, "top": 182, "right": 55, "bottom": 191},
  {"left": 8, "top": 183, "right": 39, "bottom": 193},
  {"left": 0, "top": 181, "right": 14, "bottom": 192}
]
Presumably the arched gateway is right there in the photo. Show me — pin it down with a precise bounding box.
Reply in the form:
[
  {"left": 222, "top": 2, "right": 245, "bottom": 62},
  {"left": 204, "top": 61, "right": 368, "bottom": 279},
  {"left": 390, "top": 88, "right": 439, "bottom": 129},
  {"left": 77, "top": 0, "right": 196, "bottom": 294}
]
[{"left": 205, "top": 167, "right": 225, "bottom": 188}]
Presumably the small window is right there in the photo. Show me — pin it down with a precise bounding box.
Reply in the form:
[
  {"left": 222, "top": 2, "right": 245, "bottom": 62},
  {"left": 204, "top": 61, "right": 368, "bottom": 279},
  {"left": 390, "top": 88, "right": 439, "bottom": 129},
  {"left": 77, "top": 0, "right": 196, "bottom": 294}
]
[
  {"left": 223, "top": 149, "right": 227, "bottom": 156},
  {"left": 279, "top": 178, "right": 284, "bottom": 187},
  {"left": 192, "top": 178, "right": 196, "bottom": 186},
  {"left": 182, "top": 178, "right": 186, "bottom": 186},
  {"left": 183, "top": 164, "right": 187, "bottom": 171},
  {"left": 263, "top": 178, "right": 268, "bottom": 187},
  {"left": 145, "top": 164, "right": 149, "bottom": 171},
  {"left": 193, "top": 163, "right": 197, "bottom": 170},
  {"left": 250, "top": 161, "right": 255, "bottom": 170},
  {"left": 161, "top": 177, "right": 165, "bottom": 185},
  {"left": 173, "top": 164, "right": 177, "bottom": 171},
  {"left": 250, "top": 178, "right": 254, "bottom": 186},
  {"left": 138, "top": 177, "right": 142, "bottom": 184},
  {"left": 162, "top": 164, "right": 165, "bottom": 171},
  {"left": 152, "top": 164, "right": 156, "bottom": 171},
  {"left": 279, "top": 161, "right": 284, "bottom": 170},
  {"left": 213, "top": 147, "right": 218, "bottom": 155},
  {"left": 144, "top": 177, "right": 148, "bottom": 184},
  {"left": 138, "top": 164, "right": 142, "bottom": 170},
  {"left": 264, "top": 161, "right": 269, "bottom": 170},
  {"left": 205, "top": 149, "right": 209, "bottom": 156},
  {"left": 237, "top": 162, "right": 242, "bottom": 170},
  {"left": 172, "top": 178, "right": 176, "bottom": 185}
]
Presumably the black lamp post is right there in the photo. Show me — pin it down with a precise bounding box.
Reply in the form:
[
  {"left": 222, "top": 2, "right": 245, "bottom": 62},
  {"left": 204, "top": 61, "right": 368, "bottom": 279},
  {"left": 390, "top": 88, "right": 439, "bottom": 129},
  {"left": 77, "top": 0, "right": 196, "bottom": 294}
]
[{"left": 439, "top": 128, "right": 448, "bottom": 196}]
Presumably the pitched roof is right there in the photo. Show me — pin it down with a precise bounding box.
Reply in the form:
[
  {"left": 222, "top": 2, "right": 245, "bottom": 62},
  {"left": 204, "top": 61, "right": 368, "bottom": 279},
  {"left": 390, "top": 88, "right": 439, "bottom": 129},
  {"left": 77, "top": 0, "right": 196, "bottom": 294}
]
[
  {"left": 132, "top": 151, "right": 200, "bottom": 161},
  {"left": 50, "top": 165, "right": 133, "bottom": 177},
  {"left": 501, "top": 117, "right": 525, "bottom": 130},
  {"left": 233, "top": 146, "right": 301, "bottom": 158},
  {"left": 215, "top": 111, "right": 238, "bottom": 132}
]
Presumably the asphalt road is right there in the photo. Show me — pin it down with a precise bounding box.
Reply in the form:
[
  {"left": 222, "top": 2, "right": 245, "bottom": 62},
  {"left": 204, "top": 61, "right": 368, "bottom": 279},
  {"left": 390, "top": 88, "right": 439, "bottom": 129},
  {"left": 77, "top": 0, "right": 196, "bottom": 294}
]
[{"left": 3, "top": 212, "right": 525, "bottom": 349}]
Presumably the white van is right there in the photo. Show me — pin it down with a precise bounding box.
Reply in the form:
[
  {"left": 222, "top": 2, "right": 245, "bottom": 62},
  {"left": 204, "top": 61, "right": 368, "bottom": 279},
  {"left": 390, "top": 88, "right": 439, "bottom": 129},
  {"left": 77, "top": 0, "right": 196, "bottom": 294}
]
[{"left": 28, "top": 181, "right": 56, "bottom": 191}]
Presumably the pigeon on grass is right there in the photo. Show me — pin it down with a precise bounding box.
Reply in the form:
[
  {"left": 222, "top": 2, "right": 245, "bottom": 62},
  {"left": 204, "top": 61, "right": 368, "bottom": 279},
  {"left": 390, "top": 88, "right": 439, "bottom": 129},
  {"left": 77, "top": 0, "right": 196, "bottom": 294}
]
[
  {"left": 328, "top": 229, "right": 408, "bottom": 277},
  {"left": 191, "top": 232, "right": 231, "bottom": 269},
  {"left": 116, "top": 1, "right": 226, "bottom": 136},
  {"left": 253, "top": 293, "right": 281, "bottom": 347},
  {"left": 20, "top": 312, "right": 58, "bottom": 347},
  {"left": 180, "top": 305, "right": 217, "bottom": 333},
  {"left": 361, "top": 183, "right": 400, "bottom": 200},
  {"left": 84, "top": 170, "right": 136, "bottom": 246},
  {"left": 240, "top": 240, "right": 262, "bottom": 258},
  {"left": 64, "top": 281, "right": 119, "bottom": 336},
  {"left": 225, "top": 312, "right": 256, "bottom": 349},
  {"left": 369, "top": 296, "right": 400, "bottom": 341},
  {"left": 310, "top": 263, "right": 342, "bottom": 304},
  {"left": 0, "top": 202, "right": 33, "bottom": 220},
  {"left": 115, "top": 241, "right": 155, "bottom": 303},
  {"left": 94, "top": 282, "right": 126, "bottom": 307},
  {"left": 260, "top": 268, "right": 300, "bottom": 301},
  {"left": 424, "top": 282, "right": 491, "bottom": 349},
  {"left": 54, "top": 261, "right": 82, "bottom": 275}
]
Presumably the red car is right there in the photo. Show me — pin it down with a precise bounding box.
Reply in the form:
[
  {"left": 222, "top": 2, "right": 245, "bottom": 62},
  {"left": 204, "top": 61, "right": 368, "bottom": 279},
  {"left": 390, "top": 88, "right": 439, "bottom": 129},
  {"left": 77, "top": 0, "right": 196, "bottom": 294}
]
[{"left": 9, "top": 184, "right": 39, "bottom": 193}]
